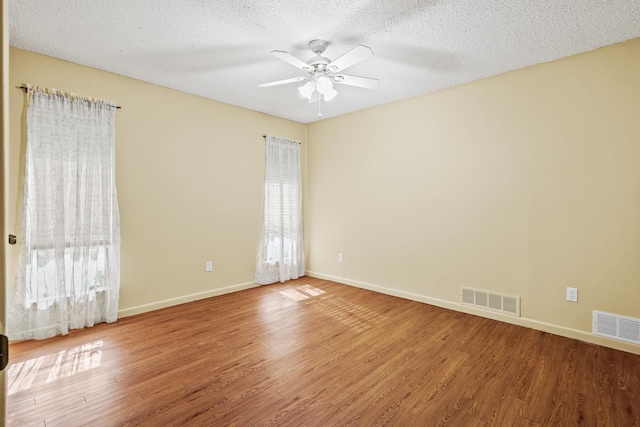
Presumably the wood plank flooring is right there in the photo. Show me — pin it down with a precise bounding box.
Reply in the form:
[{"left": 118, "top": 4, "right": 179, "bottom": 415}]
[{"left": 7, "top": 277, "right": 640, "bottom": 426}]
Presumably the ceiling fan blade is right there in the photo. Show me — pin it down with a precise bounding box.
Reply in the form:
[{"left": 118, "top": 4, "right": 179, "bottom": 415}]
[
  {"left": 327, "top": 45, "right": 373, "bottom": 72},
  {"left": 333, "top": 74, "right": 379, "bottom": 89},
  {"left": 271, "top": 50, "right": 310, "bottom": 70},
  {"left": 258, "top": 76, "right": 306, "bottom": 87}
]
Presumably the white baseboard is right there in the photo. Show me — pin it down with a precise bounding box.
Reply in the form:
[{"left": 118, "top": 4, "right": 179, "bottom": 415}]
[
  {"left": 117, "top": 281, "right": 259, "bottom": 318},
  {"left": 305, "top": 271, "right": 640, "bottom": 355}
]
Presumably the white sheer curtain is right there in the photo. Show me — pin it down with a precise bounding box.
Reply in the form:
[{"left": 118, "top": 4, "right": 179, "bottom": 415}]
[
  {"left": 8, "top": 85, "right": 121, "bottom": 340},
  {"left": 255, "top": 135, "right": 305, "bottom": 285}
]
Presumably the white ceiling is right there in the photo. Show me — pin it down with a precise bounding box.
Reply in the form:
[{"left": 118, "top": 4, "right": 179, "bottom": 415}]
[{"left": 9, "top": 0, "right": 640, "bottom": 124}]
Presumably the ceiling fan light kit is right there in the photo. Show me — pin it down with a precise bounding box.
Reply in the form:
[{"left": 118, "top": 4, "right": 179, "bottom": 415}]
[{"left": 259, "top": 39, "right": 379, "bottom": 119}]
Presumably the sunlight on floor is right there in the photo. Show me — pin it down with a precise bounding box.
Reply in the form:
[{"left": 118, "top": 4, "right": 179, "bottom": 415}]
[
  {"left": 8, "top": 340, "right": 104, "bottom": 395},
  {"left": 278, "top": 288, "right": 309, "bottom": 301},
  {"left": 259, "top": 284, "right": 328, "bottom": 321},
  {"left": 257, "top": 284, "right": 329, "bottom": 357},
  {"left": 278, "top": 284, "right": 326, "bottom": 301},
  {"left": 47, "top": 340, "right": 103, "bottom": 382},
  {"left": 310, "top": 295, "right": 386, "bottom": 332},
  {"left": 7, "top": 353, "right": 46, "bottom": 396},
  {"left": 276, "top": 284, "right": 385, "bottom": 333}
]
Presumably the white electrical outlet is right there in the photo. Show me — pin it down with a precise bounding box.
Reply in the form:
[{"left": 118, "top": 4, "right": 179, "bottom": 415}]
[
  {"left": 206, "top": 261, "right": 213, "bottom": 272},
  {"left": 566, "top": 287, "right": 578, "bottom": 302},
  {"left": 338, "top": 253, "right": 343, "bottom": 262}
]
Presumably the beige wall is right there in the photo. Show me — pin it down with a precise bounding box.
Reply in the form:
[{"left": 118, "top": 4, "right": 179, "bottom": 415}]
[
  {"left": 7, "top": 39, "right": 640, "bottom": 354},
  {"left": 7, "top": 47, "right": 306, "bottom": 315},
  {"left": 306, "top": 39, "right": 640, "bottom": 354}
]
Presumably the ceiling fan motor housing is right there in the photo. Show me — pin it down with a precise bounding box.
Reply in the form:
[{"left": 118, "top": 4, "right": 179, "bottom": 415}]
[
  {"left": 307, "top": 40, "right": 331, "bottom": 70},
  {"left": 308, "top": 39, "right": 328, "bottom": 54}
]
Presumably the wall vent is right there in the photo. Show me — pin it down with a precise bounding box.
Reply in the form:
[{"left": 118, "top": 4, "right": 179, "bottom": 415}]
[
  {"left": 593, "top": 311, "right": 640, "bottom": 345},
  {"left": 460, "top": 287, "right": 520, "bottom": 317}
]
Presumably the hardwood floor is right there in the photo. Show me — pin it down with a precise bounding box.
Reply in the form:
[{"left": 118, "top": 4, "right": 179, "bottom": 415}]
[{"left": 7, "top": 277, "right": 640, "bottom": 426}]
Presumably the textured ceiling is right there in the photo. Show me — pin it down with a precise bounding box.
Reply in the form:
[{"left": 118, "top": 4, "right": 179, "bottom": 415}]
[{"left": 9, "top": 0, "right": 640, "bottom": 124}]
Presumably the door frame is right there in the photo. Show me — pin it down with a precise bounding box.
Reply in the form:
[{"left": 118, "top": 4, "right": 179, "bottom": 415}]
[{"left": 1, "top": 0, "right": 10, "bottom": 423}]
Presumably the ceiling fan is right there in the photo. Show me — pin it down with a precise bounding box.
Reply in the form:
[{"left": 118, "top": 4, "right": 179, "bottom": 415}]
[{"left": 259, "top": 40, "right": 379, "bottom": 118}]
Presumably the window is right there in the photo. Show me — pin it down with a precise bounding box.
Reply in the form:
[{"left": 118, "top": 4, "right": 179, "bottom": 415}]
[
  {"left": 255, "top": 135, "right": 305, "bottom": 285},
  {"left": 9, "top": 86, "right": 121, "bottom": 340}
]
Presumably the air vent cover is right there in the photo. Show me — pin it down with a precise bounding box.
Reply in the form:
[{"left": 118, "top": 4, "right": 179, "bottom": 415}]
[
  {"left": 593, "top": 311, "right": 640, "bottom": 344},
  {"left": 460, "top": 287, "right": 520, "bottom": 317}
]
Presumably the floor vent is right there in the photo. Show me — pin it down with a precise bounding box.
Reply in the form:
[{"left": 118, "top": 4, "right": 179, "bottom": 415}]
[
  {"left": 460, "top": 287, "right": 520, "bottom": 317},
  {"left": 593, "top": 311, "right": 640, "bottom": 345}
]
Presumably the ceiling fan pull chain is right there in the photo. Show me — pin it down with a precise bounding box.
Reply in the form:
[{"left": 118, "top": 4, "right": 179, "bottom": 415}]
[{"left": 318, "top": 96, "right": 322, "bottom": 119}]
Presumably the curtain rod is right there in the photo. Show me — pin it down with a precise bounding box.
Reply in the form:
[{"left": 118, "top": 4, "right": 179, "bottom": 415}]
[
  {"left": 262, "top": 134, "right": 301, "bottom": 144},
  {"left": 17, "top": 85, "right": 122, "bottom": 109}
]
